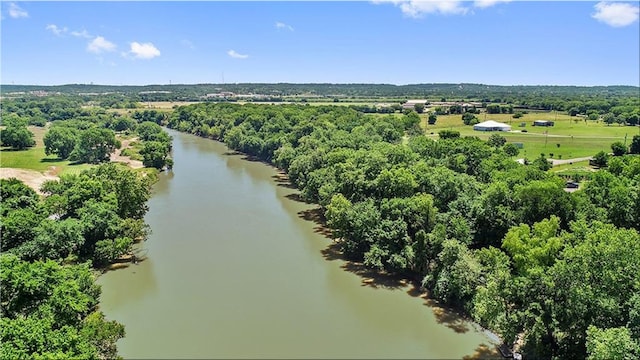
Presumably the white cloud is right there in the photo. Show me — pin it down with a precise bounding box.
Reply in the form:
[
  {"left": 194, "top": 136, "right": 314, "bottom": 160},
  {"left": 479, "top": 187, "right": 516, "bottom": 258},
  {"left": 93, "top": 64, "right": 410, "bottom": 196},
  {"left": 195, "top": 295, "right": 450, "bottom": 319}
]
[
  {"left": 129, "top": 42, "right": 161, "bottom": 59},
  {"left": 592, "top": 2, "right": 639, "bottom": 27},
  {"left": 87, "top": 36, "right": 116, "bottom": 54},
  {"left": 372, "top": 1, "right": 468, "bottom": 17},
  {"left": 46, "top": 24, "right": 67, "bottom": 36},
  {"left": 227, "top": 49, "right": 249, "bottom": 59},
  {"left": 473, "top": 0, "right": 511, "bottom": 9},
  {"left": 373, "top": 0, "right": 510, "bottom": 17},
  {"left": 71, "top": 30, "right": 92, "bottom": 39},
  {"left": 9, "top": 3, "right": 28, "bottom": 18},
  {"left": 275, "top": 21, "right": 294, "bottom": 31}
]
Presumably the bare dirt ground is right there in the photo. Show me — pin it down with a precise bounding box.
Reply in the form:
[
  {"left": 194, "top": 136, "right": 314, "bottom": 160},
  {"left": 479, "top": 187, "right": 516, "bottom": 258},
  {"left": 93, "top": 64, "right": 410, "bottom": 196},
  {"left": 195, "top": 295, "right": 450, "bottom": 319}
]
[
  {"left": 110, "top": 137, "right": 143, "bottom": 169},
  {"left": 0, "top": 167, "right": 59, "bottom": 194}
]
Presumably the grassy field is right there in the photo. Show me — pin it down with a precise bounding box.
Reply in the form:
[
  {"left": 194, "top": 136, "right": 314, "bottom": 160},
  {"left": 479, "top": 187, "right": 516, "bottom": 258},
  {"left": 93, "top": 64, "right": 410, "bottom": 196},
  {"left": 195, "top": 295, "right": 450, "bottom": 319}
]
[
  {"left": 104, "top": 101, "right": 638, "bottom": 161},
  {"left": 0, "top": 126, "right": 92, "bottom": 175},
  {"left": 422, "top": 112, "right": 639, "bottom": 160}
]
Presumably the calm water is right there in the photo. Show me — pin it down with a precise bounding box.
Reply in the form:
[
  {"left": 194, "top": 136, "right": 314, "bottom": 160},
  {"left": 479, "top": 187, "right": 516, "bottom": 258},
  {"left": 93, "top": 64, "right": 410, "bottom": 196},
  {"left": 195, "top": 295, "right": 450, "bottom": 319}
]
[{"left": 97, "top": 129, "right": 498, "bottom": 359}]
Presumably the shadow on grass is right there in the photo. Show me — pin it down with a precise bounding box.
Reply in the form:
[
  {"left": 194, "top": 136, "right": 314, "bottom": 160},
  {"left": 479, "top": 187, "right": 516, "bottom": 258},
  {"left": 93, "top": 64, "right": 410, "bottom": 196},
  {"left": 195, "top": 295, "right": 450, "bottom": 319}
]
[{"left": 40, "top": 157, "right": 64, "bottom": 163}]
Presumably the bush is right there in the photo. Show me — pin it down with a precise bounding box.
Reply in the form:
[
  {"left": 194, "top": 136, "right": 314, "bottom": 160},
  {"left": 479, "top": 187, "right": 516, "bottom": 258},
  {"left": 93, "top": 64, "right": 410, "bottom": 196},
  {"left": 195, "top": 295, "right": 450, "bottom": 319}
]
[
  {"left": 438, "top": 130, "right": 461, "bottom": 139},
  {"left": 611, "top": 141, "right": 627, "bottom": 156},
  {"left": 592, "top": 151, "right": 608, "bottom": 167},
  {"left": 503, "top": 143, "right": 520, "bottom": 157}
]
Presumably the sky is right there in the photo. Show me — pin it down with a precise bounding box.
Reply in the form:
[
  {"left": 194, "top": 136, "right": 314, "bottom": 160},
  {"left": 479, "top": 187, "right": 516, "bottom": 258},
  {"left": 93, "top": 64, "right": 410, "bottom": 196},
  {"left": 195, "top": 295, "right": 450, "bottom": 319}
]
[{"left": 1, "top": 1, "right": 639, "bottom": 86}]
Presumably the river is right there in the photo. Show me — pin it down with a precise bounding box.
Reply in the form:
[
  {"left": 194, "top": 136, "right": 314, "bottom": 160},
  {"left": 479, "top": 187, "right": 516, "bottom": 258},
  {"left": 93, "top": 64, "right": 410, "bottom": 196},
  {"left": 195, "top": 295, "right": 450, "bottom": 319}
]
[{"left": 97, "top": 129, "right": 499, "bottom": 359}]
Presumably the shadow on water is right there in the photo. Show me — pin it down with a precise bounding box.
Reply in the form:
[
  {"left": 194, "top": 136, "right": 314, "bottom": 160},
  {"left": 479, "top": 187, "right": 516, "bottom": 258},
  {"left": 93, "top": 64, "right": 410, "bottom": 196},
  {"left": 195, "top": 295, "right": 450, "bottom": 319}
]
[
  {"left": 320, "top": 241, "right": 415, "bottom": 291},
  {"left": 271, "top": 172, "right": 299, "bottom": 190},
  {"left": 215, "top": 137, "right": 505, "bottom": 356},
  {"left": 462, "top": 343, "right": 503, "bottom": 360},
  {"left": 221, "top": 150, "right": 269, "bottom": 165},
  {"left": 320, "top": 234, "right": 496, "bottom": 338},
  {"left": 297, "top": 207, "right": 333, "bottom": 237}
]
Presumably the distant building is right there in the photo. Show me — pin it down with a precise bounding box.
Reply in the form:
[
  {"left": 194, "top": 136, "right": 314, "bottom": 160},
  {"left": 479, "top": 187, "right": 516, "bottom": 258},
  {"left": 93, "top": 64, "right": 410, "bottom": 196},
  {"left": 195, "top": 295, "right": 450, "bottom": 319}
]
[
  {"left": 402, "top": 100, "right": 428, "bottom": 109},
  {"left": 473, "top": 120, "right": 512, "bottom": 132},
  {"left": 533, "top": 120, "right": 554, "bottom": 127}
]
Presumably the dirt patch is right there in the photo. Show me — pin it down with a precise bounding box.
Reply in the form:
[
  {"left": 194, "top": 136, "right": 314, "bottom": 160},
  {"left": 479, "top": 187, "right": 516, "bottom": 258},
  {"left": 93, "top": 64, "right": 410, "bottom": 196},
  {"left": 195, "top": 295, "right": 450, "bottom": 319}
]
[
  {"left": 0, "top": 167, "right": 59, "bottom": 194},
  {"left": 111, "top": 137, "right": 144, "bottom": 169}
]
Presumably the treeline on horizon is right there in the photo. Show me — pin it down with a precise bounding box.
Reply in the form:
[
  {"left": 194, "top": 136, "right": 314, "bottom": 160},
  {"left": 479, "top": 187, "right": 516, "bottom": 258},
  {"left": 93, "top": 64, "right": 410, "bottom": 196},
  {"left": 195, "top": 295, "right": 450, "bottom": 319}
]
[
  {"left": 2, "top": 83, "right": 639, "bottom": 102},
  {"left": 165, "top": 102, "right": 640, "bottom": 359}
]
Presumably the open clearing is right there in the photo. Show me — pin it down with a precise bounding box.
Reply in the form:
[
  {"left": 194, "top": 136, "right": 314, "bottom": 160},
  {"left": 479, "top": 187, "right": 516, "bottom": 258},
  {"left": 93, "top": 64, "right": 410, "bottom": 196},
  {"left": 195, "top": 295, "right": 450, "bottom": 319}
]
[
  {"left": 422, "top": 112, "right": 638, "bottom": 159},
  {"left": 0, "top": 167, "right": 59, "bottom": 195},
  {"left": 1, "top": 126, "right": 144, "bottom": 193}
]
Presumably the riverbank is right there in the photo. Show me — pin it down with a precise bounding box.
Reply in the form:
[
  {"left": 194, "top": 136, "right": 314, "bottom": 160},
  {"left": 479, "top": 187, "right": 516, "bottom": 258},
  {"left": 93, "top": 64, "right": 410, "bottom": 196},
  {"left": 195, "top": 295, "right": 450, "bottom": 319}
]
[{"left": 97, "top": 128, "right": 500, "bottom": 359}]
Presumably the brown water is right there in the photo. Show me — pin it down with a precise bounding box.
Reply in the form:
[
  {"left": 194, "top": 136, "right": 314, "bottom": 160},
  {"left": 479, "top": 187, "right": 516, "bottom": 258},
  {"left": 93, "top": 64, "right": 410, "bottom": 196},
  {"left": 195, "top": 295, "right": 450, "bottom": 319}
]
[{"left": 97, "top": 129, "right": 499, "bottom": 359}]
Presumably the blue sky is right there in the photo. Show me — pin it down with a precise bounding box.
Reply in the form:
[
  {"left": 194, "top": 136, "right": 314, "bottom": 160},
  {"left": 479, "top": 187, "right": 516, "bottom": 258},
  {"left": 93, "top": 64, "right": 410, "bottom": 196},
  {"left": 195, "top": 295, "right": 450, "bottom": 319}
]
[{"left": 2, "top": 1, "right": 639, "bottom": 86}]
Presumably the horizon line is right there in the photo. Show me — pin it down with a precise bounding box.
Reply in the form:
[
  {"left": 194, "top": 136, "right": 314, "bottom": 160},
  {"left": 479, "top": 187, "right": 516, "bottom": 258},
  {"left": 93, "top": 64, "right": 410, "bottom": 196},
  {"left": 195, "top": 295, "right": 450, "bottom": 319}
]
[{"left": 2, "top": 82, "right": 639, "bottom": 88}]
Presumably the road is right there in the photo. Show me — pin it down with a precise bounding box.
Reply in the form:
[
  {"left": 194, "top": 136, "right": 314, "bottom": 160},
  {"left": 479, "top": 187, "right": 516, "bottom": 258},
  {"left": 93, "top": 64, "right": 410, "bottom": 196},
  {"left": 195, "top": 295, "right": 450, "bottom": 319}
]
[{"left": 515, "top": 156, "right": 593, "bottom": 166}]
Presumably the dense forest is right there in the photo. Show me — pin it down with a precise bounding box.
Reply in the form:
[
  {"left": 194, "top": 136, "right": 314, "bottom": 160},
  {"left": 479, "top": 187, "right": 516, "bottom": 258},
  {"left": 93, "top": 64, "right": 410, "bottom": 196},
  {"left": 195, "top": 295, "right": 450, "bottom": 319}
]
[
  {"left": 1, "top": 87, "right": 639, "bottom": 358},
  {"left": 164, "top": 102, "right": 640, "bottom": 359},
  {"left": 1, "top": 164, "right": 154, "bottom": 358},
  {"left": 0, "top": 98, "right": 173, "bottom": 357}
]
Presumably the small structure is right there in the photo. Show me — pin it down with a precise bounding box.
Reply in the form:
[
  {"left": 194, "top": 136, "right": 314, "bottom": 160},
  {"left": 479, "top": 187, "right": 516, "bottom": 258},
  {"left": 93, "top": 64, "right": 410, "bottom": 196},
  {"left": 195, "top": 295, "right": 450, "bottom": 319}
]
[
  {"left": 533, "top": 120, "right": 554, "bottom": 127},
  {"left": 473, "top": 120, "right": 512, "bottom": 132},
  {"left": 402, "top": 100, "right": 428, "bottom": 109}
]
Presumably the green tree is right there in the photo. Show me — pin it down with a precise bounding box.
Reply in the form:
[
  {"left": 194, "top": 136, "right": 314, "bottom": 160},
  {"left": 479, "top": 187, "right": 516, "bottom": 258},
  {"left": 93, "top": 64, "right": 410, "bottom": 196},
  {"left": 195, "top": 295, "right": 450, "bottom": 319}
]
[
  {"left": 413, "top": 103, "right": 425, "bottom": 114},
  {"left": 70, "top": 128, "right": 119, "bottom": 164},
  {"left": 611, "top": 141, "right": 628, "bottom": 156},
  {"left": 586, "top": 325, "right": 640, "bottom": 360},
  {"left": 0, "top": 178, "right": 39, "bottom": 216},
  {"left": 487, "top": 133, "right": 507, "bottom": 147},
  {"left": 631, "top": 135, "right": 640, "bottom": 154},
  {"left": 502, "top": 216, "right": 563, "bottom": 275},
  {"left": 0, "top": 209, "right": 43, "bottom": 251},
  {"left": 427, "top": 113, "right": 437, "bottom": 125},
  {"left": 503, "top": 143, "right": 520, "bottom": 157},
  {"left": 0, "top": 125, "right": 35, "bottom": 149},
  {"left": 462, "top": 112, "right": 478, "bottom": 125},
  {"left": 0, "top": 254, "right": 124, "bottom": 359},
  {"left": 140, "top": 140, "right": 171, "bottom": 169},
  {"left": 532, "top": 154, "right": 552, "bottom": 171},
  {"left": 438, "top": 129, "right": 460, "bottom": 139},
  {"left": 593, "top": 150, "right": 609, "bottom": 167},
  {"left": 44, "top": 126, "right": 78, "bottom": 159}
]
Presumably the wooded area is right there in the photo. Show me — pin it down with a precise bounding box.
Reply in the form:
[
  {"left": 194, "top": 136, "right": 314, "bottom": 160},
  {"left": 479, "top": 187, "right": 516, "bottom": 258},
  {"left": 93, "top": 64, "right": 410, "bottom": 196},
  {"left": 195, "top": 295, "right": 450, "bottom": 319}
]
[{"left": 1, "top": 84, "right": 639, "bottom": 359}]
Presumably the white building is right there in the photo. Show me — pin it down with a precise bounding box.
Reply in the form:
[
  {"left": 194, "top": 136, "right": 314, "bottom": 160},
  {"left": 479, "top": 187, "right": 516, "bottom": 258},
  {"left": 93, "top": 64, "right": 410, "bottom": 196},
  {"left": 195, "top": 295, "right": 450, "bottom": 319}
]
[{"left": 473, "top": 120, "right": 512, "bottom": 132}]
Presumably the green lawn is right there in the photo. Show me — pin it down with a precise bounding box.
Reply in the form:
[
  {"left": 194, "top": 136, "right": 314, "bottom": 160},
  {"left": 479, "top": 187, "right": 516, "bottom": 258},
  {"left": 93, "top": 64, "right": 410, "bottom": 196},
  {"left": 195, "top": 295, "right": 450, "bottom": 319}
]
[
  {"left": 421, "top": 112, "right": 639, "bottom": 160},
  {"left": 1, "top": 145, "right": 92, "bottom": 175},
  {"left": 0, "top": 126, "right": 93, "bottom": 175}
]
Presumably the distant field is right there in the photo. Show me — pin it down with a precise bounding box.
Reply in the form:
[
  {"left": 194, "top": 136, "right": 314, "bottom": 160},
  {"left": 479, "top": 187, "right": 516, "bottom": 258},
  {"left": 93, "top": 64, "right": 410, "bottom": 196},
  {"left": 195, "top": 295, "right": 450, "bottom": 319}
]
[
  {"left": 104, "top": 102, "right": 638, "bottom": 161},
  {"left": 143, "top": 101, "right": 200, "bottom": 109},
  {"left": 422, "top": 112, "right": 638, "bottom": 160}
]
